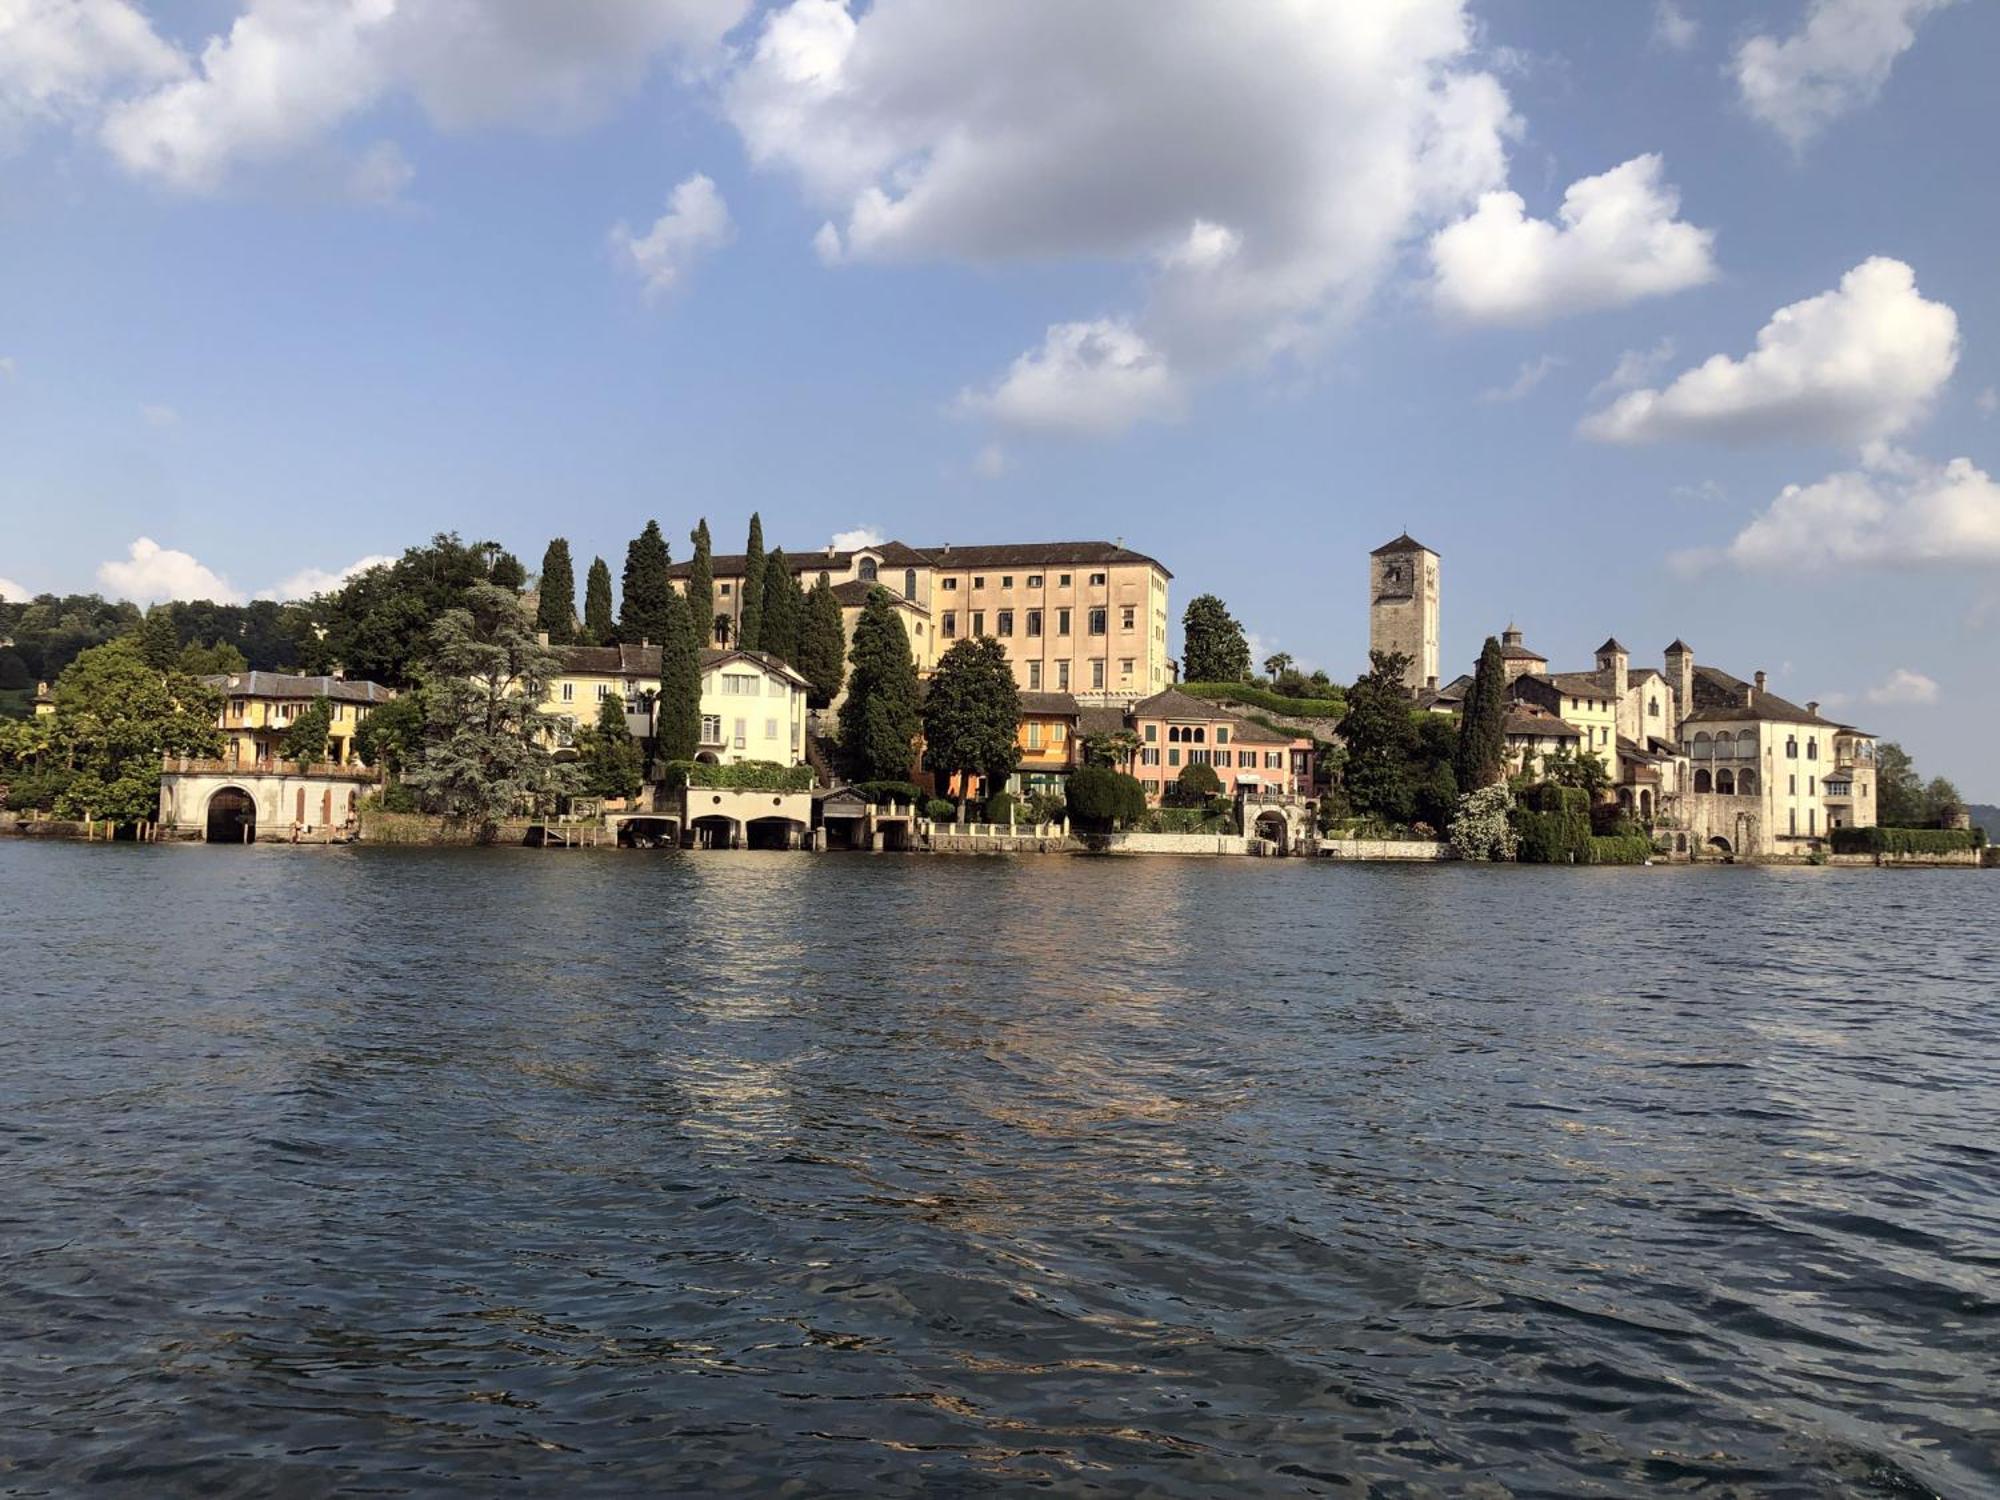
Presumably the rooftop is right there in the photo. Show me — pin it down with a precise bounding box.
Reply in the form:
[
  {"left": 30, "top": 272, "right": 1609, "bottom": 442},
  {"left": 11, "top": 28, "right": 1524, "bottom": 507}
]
[
  {"left": 206, "top": 671, "right": 396, "bottom": 704},
  {"left": 1370, "top": 532, "right": 1436, "bottom": 557}
]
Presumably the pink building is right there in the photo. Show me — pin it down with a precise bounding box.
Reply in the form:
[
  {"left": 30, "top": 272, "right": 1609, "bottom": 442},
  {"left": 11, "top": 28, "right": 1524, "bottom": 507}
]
[{"left": 1122, "top": 688, "right": 1313, "bottom": 806}]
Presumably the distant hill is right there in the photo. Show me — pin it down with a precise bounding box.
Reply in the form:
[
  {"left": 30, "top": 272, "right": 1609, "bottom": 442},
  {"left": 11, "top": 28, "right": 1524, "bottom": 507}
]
[{"left": 1968, "top": 804, "right": 1999, "bottom": 842}]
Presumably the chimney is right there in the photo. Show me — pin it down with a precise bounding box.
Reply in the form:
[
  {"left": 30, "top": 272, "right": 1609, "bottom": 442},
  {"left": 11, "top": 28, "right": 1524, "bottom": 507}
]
[
  {"left": 1743, "top": 683, "right": 1755, "bottom": 707},
  {"left": 1754, "top": 669, "right": 1767, "bottom": 692},
  {"left": 1807, "top": 701, "right": 1819, "bottom": 716},
  {"left": 641, "top": 636, "right": 650, "bottom": 649}
]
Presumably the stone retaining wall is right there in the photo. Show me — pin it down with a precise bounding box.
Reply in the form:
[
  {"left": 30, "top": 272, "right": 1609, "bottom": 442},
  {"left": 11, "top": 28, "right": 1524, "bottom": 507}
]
[
  {"left": 1826, "top": 849, "right": 1983, "bottom": 868},
  {"left": 1318, "top": 838, "right": 1451, "bottom": 861},
  {"left": 1094, "top": 831, "right": 1258, "bottom": 856},
  {"left": 359, "top": 810, "right": 537, "bottom": 845},
  {"left": 927, "top": 833, "right": 1079, "bottom": 855}
]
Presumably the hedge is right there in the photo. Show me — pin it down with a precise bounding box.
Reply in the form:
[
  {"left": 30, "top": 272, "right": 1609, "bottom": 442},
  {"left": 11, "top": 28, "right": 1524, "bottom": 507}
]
[
  {"left": 1179, "top": 681, "right": 1345, "bottom": 718},
  {"left": 662, "top": 759, "right": 815, "bottom": 792},
  {"left": 1830, "top": 825, "right": 1981, "bottom": 856},
  {"left": 852, "top": 779, "right": 924, "bottom": 806},
  {"left": 1588, "top": 834, "right": 1653, "bottom": 865}
]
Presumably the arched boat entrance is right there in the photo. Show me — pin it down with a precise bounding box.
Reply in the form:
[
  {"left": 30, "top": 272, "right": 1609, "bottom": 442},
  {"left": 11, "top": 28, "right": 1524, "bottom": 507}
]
[{"left": 205, "top": 787, "right": 257, "bottom": 844}]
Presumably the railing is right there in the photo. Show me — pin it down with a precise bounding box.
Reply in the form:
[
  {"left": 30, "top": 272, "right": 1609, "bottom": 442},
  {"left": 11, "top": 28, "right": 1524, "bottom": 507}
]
[{"left": 162, "top": 756, "right": 380, "bottom": 781}]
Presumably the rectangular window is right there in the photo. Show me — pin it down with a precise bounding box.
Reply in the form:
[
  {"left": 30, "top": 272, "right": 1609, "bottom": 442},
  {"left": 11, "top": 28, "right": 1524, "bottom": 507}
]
[
  {"left": 1058, "top": 609, "right": 1072, "bottom": 636},
  {"left": 766, "top": 718, "right": 778, "bottom": 740},
  {"left": 1216, "top": 725, "right": 1228, "bottom": 744},
  {"left": 1120, "top": 659, "right": 1133, "bottom": 680},
  {"left": 943, "top": 610, "right": 957, "bottom": 638},
  {"left": 1058, "top": 573, "right": 1072, "bottom": 587},
  {"left": 1088, "top": 607, "right": 1107, "bottom": 635},
  {"left": 941, "top": 577, "right": 957, "bottom": 590},
  {"left": 561, "top": 683, "right": 574, "bottom": 701},
  {"left": 973, "top": 576, "right": 986, "bottom": 590},
  {"left": 1142, "top": 748, "right": 1160, "bottom": 766},
  {"left": 1091, "top": 659, "right": 1105, "bottom": 689},
  {"left": 720, "top": 582, "right": 731, "bottom": 595},
  {"left": 733, "top": 717, "right": 747, "bottom": 749},
  {"left": 1144, "top": 724, "right": 1157, "bottom": 742},
  {"left": 1028, "top": 661, "right": 1042, "bottom": 690},
  {"left": 1001, "top": 575, "right": 1013, "bottom": 589},
  {"left": 1090, "top": 572, "right": 1107, "bottom": 586},
  {"left": 595, "top": 683, "right": 608, "bottom": 701},
  {"left": 1808, "top": 776, "right": 1815, "bottom": 795},
  {"left": 1809, "top": 809, "right": 1816, "bottom": 834},
  {"left": 1241, "top": 750, "right": 1255, "bottom": 768},
  {"left": 997, "top": 609, "right": 1014, "bottom": 636},
  {"left": 1789, "top": 774, "right": 1797, "bottom": 794},
  {"left": 1026, "top": 609, "right": 1042, "bottom": 636},
  {"left": 1027, "top": 574, "right": 1043, "bottom": 588},
  {"left": 1057, "top": 661, "right": 1070, "bottom": 690},
  {"left": 1167, "top": 747, "right": 1180, "bottom": 767},
  {"left": 1267, "top": 752, "right": 1282, "bottom": 770},
  {"left": 1790, "top": 808, "right": 1797, "bottom": 835},
  {"left": 1027, "top": 723, "right": 1043, "bottom": 750},
  {"left": 972, "top": 611, "right": 986, "bottom": 636},
  {"left": 1122, "top": 605, "right": 1135, "bottom": 630}
]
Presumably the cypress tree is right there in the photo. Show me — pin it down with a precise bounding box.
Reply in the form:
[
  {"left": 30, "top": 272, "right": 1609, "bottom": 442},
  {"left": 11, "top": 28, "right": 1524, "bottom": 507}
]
[
  {"left": 799, "top": 575, "right": 847, "bottom": 709},
  {"left": 582, "top": 556, "right": 614, "bottom": 645},
  {"left": 1454, "top": 635, "right": 1509, "bottom": 791},
  {"left": 687, "top": 519, "right": 714, "bottom": 649},
  {"left": 738, "top": 512, "right": 765, "bottom": 652},
  {"left": 619, "top": 520, "right": 672, "bottom": 645},
  {"left": 759, "top": 549, "right": 802, "bottom": 663},
  {"left": 837, "top": 586, "right": 921, "bottom": 782},
  {"left": 656, "top": 589, "right": 702, "bottom": 764},
  {"left": 139, "top": 605, "right": 180, "bottom": 669},
  {"left": 535, "top": 538, "right": 576, "bottom": 645}
]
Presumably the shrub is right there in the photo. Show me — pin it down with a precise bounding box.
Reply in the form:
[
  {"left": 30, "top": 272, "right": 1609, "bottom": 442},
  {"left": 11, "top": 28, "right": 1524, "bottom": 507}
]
[
  {"left": 1172, "top": 762, "right": 1221, "bottom": 805},
  {"left": 1026, "top": 789, "right": 1069, "bottom": 824},
  {"left": 1830, "top": 825, "right": 1978, "bottom": 856},
  {"left": 852, "top": 779, "right": 923, "bottom": 806},
  {"left": 663, "top": 759, "right": 814, "bottom": 792},
  {"left": 1448, "top": 784, "right": 1518, "bottom": 861},
  {"left": 1, "top": 765, "right": 70, "bottom": 812},
  {"left": 1588, "top": 834, "right": 1653, "bottom": 865},
  {"left": 1514, "top": 784, "right": 1592, "bottom": 863},
  {"left": 1180, "top": 681, "right": 1344, "bottom": 718},
  {"left": 924, "top": 797, "right": 955, "bottom": 822},
  {"left": 1145, "top": 806, "right": 1228, "bottom": 834},
  {"left": 1067, "top": 764, "right": 1147, "bottom": 831},
  {"left": 983, "top": 790, "right": 1018, "bottom": 824}
]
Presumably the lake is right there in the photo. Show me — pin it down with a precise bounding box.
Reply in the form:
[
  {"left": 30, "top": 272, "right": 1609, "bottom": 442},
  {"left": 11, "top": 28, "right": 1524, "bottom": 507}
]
[{"left": 1, "top": 841, "right": 1994, "bottom": 1497}]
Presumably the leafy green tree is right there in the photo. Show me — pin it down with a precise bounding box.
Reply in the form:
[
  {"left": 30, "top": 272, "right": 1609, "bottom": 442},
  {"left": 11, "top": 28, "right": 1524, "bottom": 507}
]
[
  {"left": 1080, "top": 728, "right": 1141, "bottom": 768},
  {"left": 402, "top": 583, "right": 578, "bottom": 843},
  {"left": 1182, "top": 594, "right": 1250, "bottom": 683},
  {"left": 281, "top": 698, "right": 333, "bottom": 765},
  {"left": 0, "top": 592, "right": 144, "bottom": 683},
  {"left": 1542, "top": 744, "right": 1611, "bottom": 798},
  {"left": 176, "top": 640, "right": 248, "bottom": 675},
  {"left": 582, "top": 556, "right": 615, "bottom": 645},
  {"left": 759, "top": 549, "right": 805, "bottom": 664},
  {"left": 619, "top": 520, "right": 673, "bottom": 646},
  {"left": 838, "top": 586, "right": 921, "bottom": 782},
  {"left": 353, "top": 689, "right": 426, "bottom": 776},
  {"left": 738, "top": 512, "right": 766, "bottom": 652},
  {"left": 139, "top": 605, "right": 179, "bottom": 669},
  {"left": 1454, "top": 636, "right": 1508, "bottom": 791},
  {"left": 798, "top": 575, "right": 846, "bottom": 709},
  {"left": 488, "top": 549, "right": 528, "bottom": 591},
  {"left": 536, "top": 538, "right": 577, "bottom": 644},
  {"left": 578, "top": 692, "right": 645, "bottom": 802},
  {"left": 1262, "top": 651, "right": 1293, "bottom": 680},
  {"left": 1066, "top": 764, "right": 1146, "bottom": 831},
  {"left": 1172, "top": 761, "right": 1222, "bottom": 806},
  {"left": 307, "top": 533, "right": 497, "bottom": 687},
  {"left": 1921, "top": 775, "right": 1964, "bottom": 826},
  {"left": 45, "top": 638, "right": 223, "bottom": 824},
  {"left": 687, "top": 519, "right": 714, "bottom": 647},
  {"left": 1873, "top": 742, "right": 1921, "bottom": 826},
  {"left": 922, "top": 636, "right": 1021, "bottom": 812},
  {"left": 1339, "top": 651, "right": 1420, "bottom": 822},
  {"left": 656, "top": 589, "right": 702, "bottom": 764},
  {"left": 1448, "top": 784, "right": 1518, "bottom": 861}
]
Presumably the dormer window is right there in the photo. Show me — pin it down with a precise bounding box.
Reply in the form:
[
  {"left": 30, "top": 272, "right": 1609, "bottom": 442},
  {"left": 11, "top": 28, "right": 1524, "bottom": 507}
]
[{"left": 858, "top": 557, "right": 878, "bottom": 582}]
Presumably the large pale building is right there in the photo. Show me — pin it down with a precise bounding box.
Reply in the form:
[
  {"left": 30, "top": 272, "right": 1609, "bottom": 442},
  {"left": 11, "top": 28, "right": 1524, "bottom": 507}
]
[
  {"left": 1368, "top": 534, "right": 1439, "bottom": 693},
  {"left": 544, "top": 643, "right": 809, "bottom": 767},
  {"left": 669, "top": 538, "right": 1171, "bottom": 704}
]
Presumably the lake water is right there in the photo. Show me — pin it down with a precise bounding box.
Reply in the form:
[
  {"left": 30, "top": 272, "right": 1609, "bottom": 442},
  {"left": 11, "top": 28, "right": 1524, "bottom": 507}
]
[{"left": 2, "top": 841, "right": 1995, "bottom": 1497}]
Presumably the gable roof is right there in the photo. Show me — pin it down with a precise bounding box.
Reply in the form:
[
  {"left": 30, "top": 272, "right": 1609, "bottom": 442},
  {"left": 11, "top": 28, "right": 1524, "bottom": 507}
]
[
  {"left": 1077, "top": 705, "right": 1131, "bottom": 738},
  {"left": 1131, "top": 687, "right": 1234, "bottom": 720},
  {"left": 206, "top": 671, "right": 395, "bottom": 704},
  {"left": 1682, "top": 665, "right": 1836, "bottom": 726},
  {"left": 1018, "top": 691, "right": 1081, "bottom": 717},
  {"left": 1503, "top": 703, "right": 1581, "bottom": 738},
  {"left": 554, "top": 643, "right": 660, "bottom": 675},
  {"left": 830, "top": 578, "right": 930, "bottom": 613},
  {"left": 1370, "top": 532, "right": 1435, "bottom": 556}
]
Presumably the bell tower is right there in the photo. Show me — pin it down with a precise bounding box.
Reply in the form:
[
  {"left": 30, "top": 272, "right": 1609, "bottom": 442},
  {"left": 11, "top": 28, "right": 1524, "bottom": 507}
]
[{"left": 1368, "top": 533, "right": 1439, "bottom": 692}]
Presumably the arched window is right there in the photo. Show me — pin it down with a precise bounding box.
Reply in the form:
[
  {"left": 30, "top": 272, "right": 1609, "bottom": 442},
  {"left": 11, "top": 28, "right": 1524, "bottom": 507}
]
[
  {"left": 1786, "top": 735, "right": 1798, "bottom": 758},
  {"left": 1806, "top": 737, "right": 1818, "bottom": 761},
  {"left": 1167, "top": 726, "right": 1179, "bottom": 743},
  {"left": 1737, "top": 768, "right": 1757, "bottom": 795},
  {"left": 903, "top": 568, "right": 917, "bottom": 599},
  {"left": 1692, "top": 731, "right": 1712, "bottom": 759},
  {"left": 1736, "top": 730, "right": 1755, "bottom": 759},
  {"left": 858, "top": 557, "right": 878, "bottom": 582},
  {"left": 817, "top": 571, "right": 829, "bottom": 587},
  {"left": 1694, "top": 769, "right": 1712, "bottom": 793},
  {"left": 1193, "top": 727, "right": 1205, "bottom": 743},
  {"left": 1712, "top": 733, "right": 1732, "bottom": 759},
  {"left": 1716, "top": 769, "right": 1735, "bottom": 795}
]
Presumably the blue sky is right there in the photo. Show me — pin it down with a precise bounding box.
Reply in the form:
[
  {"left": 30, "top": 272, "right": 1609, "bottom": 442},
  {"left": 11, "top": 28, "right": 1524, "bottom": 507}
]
[{"left": 1, "top": 0, "right": 1995, "bottom": 793}]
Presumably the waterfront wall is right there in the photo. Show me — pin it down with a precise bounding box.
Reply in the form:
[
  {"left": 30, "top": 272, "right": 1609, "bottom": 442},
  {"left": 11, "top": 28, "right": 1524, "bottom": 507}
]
[
  {"left": 1319, "top": 838, "right": 1451, "bottom": 861},
  {"left": 927, "top": 832, "right": 1079, "bottom": 855},
  {"left": 1095, "top": 831, "right": 1258, "bottom": 856},
  {"left": 359, "top": 810, "right": 537, "bottom": 845},
  {"left": 1826, "top": 849, "right": 1982, "bottom": 868}
]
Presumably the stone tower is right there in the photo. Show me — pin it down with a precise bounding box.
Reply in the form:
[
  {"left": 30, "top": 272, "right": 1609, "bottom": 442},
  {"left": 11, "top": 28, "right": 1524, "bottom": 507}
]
[{"left": 1369, "top": 533, "right": 1440, "bottom": 692}]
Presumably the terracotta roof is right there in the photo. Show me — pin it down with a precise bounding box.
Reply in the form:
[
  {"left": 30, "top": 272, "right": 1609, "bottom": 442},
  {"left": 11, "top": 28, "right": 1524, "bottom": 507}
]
[
  {"left": 1541, "top": 670, "right": 1618, "bottom": 699},
  {"left": 1596, "top": 637, "right": 1628, "bottom": 655},
  {"left": 554, "top": 643, "right": 660, "bottom": 675},
  {"left": 1018, "top": 691, "right": 1080, "bottom": 717},
  {"left": 1077, "top": 705, "right": 1131, "bottom": 737},
  {"left": 830, "top": 579, "right": 929, "bottom": 613},
  {"left": 1370, "top": 532, "right": 1435, "bottom": 556},
  {"left": 206, "top": 671, "right": 395, "bottom": 704},
  {"left": 1131, "top": 687, "right": 1235, "bottom": 720},
  {"left": 923, "top": 540, "right": 1166, "bottom": 573},
  {"left": 1230, "top": 718, "right": 1300, "bottom": 745},
  {"left": 667, "top": 540, "right": 932, "bottom": 579},
  {"left": 1504, "top": 704, "right": 1581, "bottom": 738},
  {"left": 1683, "top": 665, "right": 1835, "bottom": 726}
]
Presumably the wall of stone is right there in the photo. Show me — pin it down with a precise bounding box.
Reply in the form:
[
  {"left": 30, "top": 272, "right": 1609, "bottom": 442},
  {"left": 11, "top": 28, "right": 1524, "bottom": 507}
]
[
  {"left": 1826, "top": 850, "right": 1983, "bottom": 868},
  {"left": 1318, "top": 838, "right": 1451, "bottom": 861},
  {"left": 359, "top": 810, "right": 536, "bottom": 845},
  {"left": 1096, "top": 831, "right": 1257, "bottom": 856}
]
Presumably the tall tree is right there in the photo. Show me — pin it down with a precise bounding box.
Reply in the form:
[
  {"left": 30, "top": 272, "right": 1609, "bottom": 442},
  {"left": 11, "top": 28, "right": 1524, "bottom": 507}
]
[
  {"left": 798, "top": 576, "right": 846, "bottom": 709},
  {"left": 353, "top": 689, "right": 426, "bottom": 776},
  {"left": 307, "top": 532, "right": 494, "bottom": 687},
  {"left": 1339, "top": 650, "right": 1420, "bottom": 823},
  {"left": 45, "top": 638, "right": 223, "bottom": 824},
  {"left": 687, "top": 519, "right": 715, "bottom": 649},
  {"left": 535, "top": 538, "right": 577, "bottom": 644},
  {"left": 759, "top": 549, "right": 803, "bottom": 663},
  {"left": 488, "top": 549, "right": 528, "bottom": 591},
  {"left": 1453, "top": 635, "right": 1508, "bottom": 791},
  {"left": 738, "top": 512, "right": 766, "bottom": 652},
  {"left": 281, "top": 698, "right": 333, "bottom": 765},
  {"left": 922, "top": 636, "right": 1021, "bottom": 812},
  {"left": 582, "top": 556, "right": 614, "bottom": 645},
  {"left": 1182, "top": 594, "right": 1250, "bottom": 683},
  {"left": 655, "top": 589, "right": 703, "bottom": 764},
  {"left": 138, "top": 604, "right": 179, "bottom": 669},
  {"left": 838, "top": 586, "right": 921, "bottom": 782},
  {"left": 403, "top": 583, "right": 578, "bottom": 843},
  {"left": 578, "top": 691, "right": 645, "bottom": 803},
  {"left": 619, "top": 520, "right": 673, "bottom": 646},
  {"left": 1873, "top": 742, "right": 1923, "bottom": 825}
]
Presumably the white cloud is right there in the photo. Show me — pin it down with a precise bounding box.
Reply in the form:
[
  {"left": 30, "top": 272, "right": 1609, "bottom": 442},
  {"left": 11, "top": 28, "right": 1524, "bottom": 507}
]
[
  {"left": 972, "top": 443, "right": 1007, "bottom": 480},
  {"left": 0, "top": 355, "right": 15, "bottom": 378},
  {"left": 0, "top": 0, "right": 183, "bottom": 145},
  {"left": 958, "top": 319, "right": 1181, "bottom": 437},
  {"left": 1429, "top": 154, "right": 1715, "bottom": 326},
  {"left": 1863, "top": 667, "right": 1939, "bottom": 705},
  {"left": 0, "top": 575, "right": 30, "bottom": 602},
  {"left": 829, "top": 527, "right": 885, "bottom": 551},
  {"left": 610, "top": 172, "right": 733, "bottom": 298},
  {"left": 347, "top": 137, "right": 412, "bottom": 203},
  {"left": 264, "top": 552, "right": 394, "bottom": 601},
  {"left": 98, "top": 0, "right": 749, "bottom": 193},
  {"left": 1652, "top": 2, "right": 1698, "bottom": 51},
  {"left": 1591, "top": 337, "right": 1676, "bottom": 398},
  {"left": 1717, "top": 450, "right": 2000, "bottom": 570},
  {"left": 1977, "top": 386, "right": 1998, "bottom": 417},
  {"left": 1581, "top": 257, "right": 1957, "bottom": 446},
  {"left": 727, "top": 0, "right": 1516, "bottom": 421},
  {"left": 1477, "top": 354, "right": 1563, "bottom": 404},
  {"left": 97, "top": 537, "right": 241, "bottom": 604},
  {"left": 1735, "top": 0, "right": 1954, "bottom": 149},
  {"left": 140, "top": 401, "right": 178, "bottom": 427}
]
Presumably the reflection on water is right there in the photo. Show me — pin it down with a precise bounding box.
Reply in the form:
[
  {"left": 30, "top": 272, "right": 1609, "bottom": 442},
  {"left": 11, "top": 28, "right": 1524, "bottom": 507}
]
[{"left": 2, "top": 842, "right": 1995, "bottom": 1497}]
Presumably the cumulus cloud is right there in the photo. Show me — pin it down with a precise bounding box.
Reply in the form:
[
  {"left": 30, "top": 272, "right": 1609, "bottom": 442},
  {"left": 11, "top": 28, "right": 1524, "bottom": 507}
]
[
  {"left": 0, "top": 0, "right": 183, "bottom": 145},
  {"left": 610, "top": 172, "right": 733, "bottom": 298},
  {"left": 1477, "top": 354, "right": 1564, "bottom": 404},
  {"left": 1591, "top": 337, "right": 1677, "bottom": 399},
  {"left": 97, "top": 0, "right": 748, "bottom": 193},
  {"left": 264, "top": 552, "right": 394, "bottom": 602},
  {"left": 727, "top": 0, "right": 1516, "bottom": 423},
  {"left": 958, "top": 319, "right": 1182, "bottom": 437},
  {"left": 1652, "top": 2, "right": 1698, "bottom": 51},
  {"left": 829, "top": 526, "right": 885, "bottom": 551},
  {"left": 1581, "top": 257, "right": 1957, "bottom": 446},
  {"left": 1977, "top": 386, "right": 1997, "bottom": 417},
  {"left": 1863, "top": 667, "right": 1939, "bottom": 705},
  {"left": 1429, "top": 154, "right": 1715, "bottom": 326},
  {"left": 97, "top": 537, "right": 240, "bottom": 604},
  {"left": 1735, "top": 0, "right": 1954, "bottom": 148},
  {"left": 1716, "top": 449, "right": 2000, "bottom": 570},
  {"left": 0, "top": 575, "right": 30, "bottom": 602}
]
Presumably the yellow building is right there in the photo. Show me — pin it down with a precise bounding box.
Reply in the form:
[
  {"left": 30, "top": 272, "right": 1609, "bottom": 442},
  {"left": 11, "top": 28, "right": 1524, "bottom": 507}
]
[
  {"left": 205, "top": 671, "right": 396, "bottom": 767},
  {"left": 544, "top": 643, "right": 809, "bottom": 767}
]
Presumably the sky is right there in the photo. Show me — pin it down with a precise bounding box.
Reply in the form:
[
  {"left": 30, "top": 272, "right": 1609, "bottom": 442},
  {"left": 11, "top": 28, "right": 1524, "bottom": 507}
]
[{"left": 0, "top": 0, "right": 1995, "bottom": 794}]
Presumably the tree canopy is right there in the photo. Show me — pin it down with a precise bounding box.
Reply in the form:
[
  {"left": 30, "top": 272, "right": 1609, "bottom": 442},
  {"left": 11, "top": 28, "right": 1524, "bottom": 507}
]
[
  {"left": 582, "top": 556, "right": 615, "bottom": 645},
  {"left": 280, "top": 699, "right": 333, "bottom": 766},
  {"left": 687, "top": 519, "right": 714, "bottom": 649},
  {"left": 1338, "top": 650, "right": 1421, "bottom": 822},
  {"left": 922, "top": 636, "right": 1021, "bottom": 809},
  {"left": 619, "top": 521, "right": 673, "bottom": 646},
  {"left": 303, "top": 532, "right": 515, "bottom": 687},
  {"left": 1066, "top": 764, "right": 1147, "bottom": 831},
  {"left": 42, "top": 638, "right": 223, "bottom": 823},
  {"left": 578, "top": 692, "right": 645, "bottom": 803},
  {"left": 759, "top": 549, "right": 805, "bottom": 664},
  {"left": 1454, "top": 635, "right": 1508, "bottom": 791},
  {"left": 536, "top": 538, "right": 577, "bottom": 645},
  {"left": 798, "top": 576, "right": 846, "bottom": 709},
  {"left": 656, "top": 589, "right": 703, "bottom": 764},
  {"left": 738, "top": 512, "right": 766, "bottom": 652},
  {"left": 1182, "top": 594, "right": 1250, "bottom": 683},
  {"left": 838, "top": 586, "right": 921, "bottom": 783}
]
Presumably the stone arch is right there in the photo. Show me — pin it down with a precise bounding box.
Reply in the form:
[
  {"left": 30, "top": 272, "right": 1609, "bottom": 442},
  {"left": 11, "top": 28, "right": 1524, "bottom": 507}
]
[
  {"left": 695, "top": 750, "right": 721, "bottom": 765},
  {"left": 1716, "top": 768, "right": 1735, "bottom": 795},
  {"left": 1692, "top": 731, "right": 1712, "bottom": 759},
  {"left": 1736, "top": 768, "right": 1758, "bottom": 795},
  {"left": 204, "top": 786, "right": 257, "bottom": 844},
  {"left": 1708, "top": 834, "right": 1733, "bottom": 855},
  {"left": 1253, "top": 809, "right": 1289, "bottom": 854},
  {"left": 1736, "top": 729, "right": 1755, "bottom": 758},
  {"left": 1694, "top": 768, "right": 1712, "bottom": 793}
]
